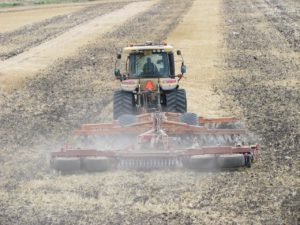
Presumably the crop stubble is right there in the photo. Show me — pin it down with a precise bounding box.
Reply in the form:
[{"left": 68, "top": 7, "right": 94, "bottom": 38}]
[{"left": 0, "top": 0, "right": 299, "bottom": 224}]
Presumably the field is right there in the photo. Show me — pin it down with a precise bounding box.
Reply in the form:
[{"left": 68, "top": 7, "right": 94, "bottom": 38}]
[
  {"left": 0, "top": 0, "right": 97, "bottom": 8},
  {"left": 0, "top": 0, "right": 299, "bottom": 224}
]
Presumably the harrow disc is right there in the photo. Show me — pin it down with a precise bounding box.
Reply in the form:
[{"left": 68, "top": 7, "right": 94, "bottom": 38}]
[
  {"left": 118, "top": 158, "right": 178, "bottom": 170},
  {"left": 176, "top": 133, "right": 242, "bottom": 148}
]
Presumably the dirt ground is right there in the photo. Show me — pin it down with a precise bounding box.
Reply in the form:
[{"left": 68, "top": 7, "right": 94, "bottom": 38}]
[
  {"left": 0, "top": 0, "right": 299, "bottom": 224},
  {"left": 167, "top": 0, "right": 225, "bottom": 117},
  {"left": 0, "top": 5, "right": 85, "bottom": 33},
  {"left": 0, "top": 1, "right": 154, "bottom": 91}
]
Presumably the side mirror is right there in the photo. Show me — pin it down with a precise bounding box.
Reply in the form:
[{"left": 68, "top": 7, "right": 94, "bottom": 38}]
[
  {"left": 177, "top": 50, "right": 181, "bottom": 56},
  {"left": 181, "top": 64, "right": 186, "bottom": 74},
  {"left": 114, "top": 68, "right": 121, "bottom": 78},
  {"left": 117, "top": 53, "right": 122, "bottom": 59}
]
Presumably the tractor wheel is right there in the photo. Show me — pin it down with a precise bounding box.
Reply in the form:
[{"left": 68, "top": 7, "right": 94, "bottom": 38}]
[
  {"left": 118, "top": 114, "right": 137, "bottom": 126},
  {"left": 217, "top": 154, "right": 245, "bottom": 168},
  {"left": 51, "top": 157, "right": 81, "bottom": 172},
  {"left": 183, "top": 154, "right": 217, "bottom": 170},
  {"left": 165, "top": 89, "right": 187, "bottom": 113},
  {"left": 113, "top": 90, "right": 135, "bottom": 120},
  {"left": 82, "top": 157, "right": 112, "bottom": 172},
  {"left": 180, "top": 112, "right": 198, "bottom": 125}
]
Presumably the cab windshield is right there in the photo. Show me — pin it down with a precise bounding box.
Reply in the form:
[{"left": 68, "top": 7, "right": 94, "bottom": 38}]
[{"left": 128, "top": 52, "right": 170, "bottom": 77}]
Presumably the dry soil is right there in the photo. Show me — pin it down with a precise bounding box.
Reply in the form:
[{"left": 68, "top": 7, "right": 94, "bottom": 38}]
[{"left": 0, "top": 0, "right": 299, "bottom": 224}]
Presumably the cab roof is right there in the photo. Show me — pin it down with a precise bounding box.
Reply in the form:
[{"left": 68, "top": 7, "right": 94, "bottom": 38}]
[{"left": 123, "top": 42, "right": 174, "bottom": 54}]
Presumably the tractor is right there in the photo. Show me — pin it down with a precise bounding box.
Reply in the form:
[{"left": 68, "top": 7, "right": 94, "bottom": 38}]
[
  {"left": 113, "top": 41, "right": 187, "bottom": 119},
  {"left": 50, "top": 42, "right": 258, "bottom": 172}
]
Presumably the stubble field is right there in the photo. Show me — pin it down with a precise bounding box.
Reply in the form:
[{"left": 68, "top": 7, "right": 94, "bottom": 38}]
[{"left": 0, "top": 0, "right": 299, "bottom": 224}]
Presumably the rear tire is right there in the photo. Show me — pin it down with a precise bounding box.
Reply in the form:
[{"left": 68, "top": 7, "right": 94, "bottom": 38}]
[
  {"left": 113, "top": 91, "right": 135, "bottom": 120},
  {"left": 165, "top": 89, "right": 187, "bottom": 113}
]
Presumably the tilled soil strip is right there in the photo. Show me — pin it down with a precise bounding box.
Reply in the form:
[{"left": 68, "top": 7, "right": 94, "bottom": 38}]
[
  {"left": 259, "top": 0, "right": 300, "bottom": 52},
  {"left": 220, "top": 0, "right": 300, "bottom": 223},
  {"left": 0, "top": 1, "right": 155, "bottom": 90},
  {"left": 0, "top": 5, "right": 85, "bottom": 33},
  {"left": 167, "top": 0, "right": 225, "bottom": 117},
  {"left": 0, "top": 1, "right": 130, "bottom": 60},
  {"left": 222, "top": 0, "right": 300, "bottom": 166},
  {"left": 0, "top": 0, "right": 131, "bottom": 13}
]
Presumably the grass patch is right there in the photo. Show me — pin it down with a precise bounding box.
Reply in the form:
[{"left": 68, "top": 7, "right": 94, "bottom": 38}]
[{"left": 0, "top": 2, "right": 22, "bottom": 7}]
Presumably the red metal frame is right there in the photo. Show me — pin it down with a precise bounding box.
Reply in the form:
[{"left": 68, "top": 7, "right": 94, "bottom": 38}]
[
  {"left": 51, "top": 113, "right": 258, "bottom": 161},
  {"left": 51, "top": 145, "right": 259, "bottom": 159},
  {"left": 73, "top": 113, "right": 245, "bottom": 136}
]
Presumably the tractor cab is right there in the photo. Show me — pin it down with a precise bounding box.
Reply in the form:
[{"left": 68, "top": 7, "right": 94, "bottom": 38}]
[
  {"left": 115, "top": 41, "right": 186, "bottom": 80},
  {"left": 125, "top": 43, "right": 174, "bottom": 78}
]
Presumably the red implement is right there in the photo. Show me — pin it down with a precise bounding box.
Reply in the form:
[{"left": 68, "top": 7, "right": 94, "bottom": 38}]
[{"left": 51, "top": 112, "right": 258, "bottom": 171}]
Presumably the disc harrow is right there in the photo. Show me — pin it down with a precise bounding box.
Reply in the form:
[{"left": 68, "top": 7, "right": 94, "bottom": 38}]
[
  {"left": 118, "top": 158, "right": 178, "bottom": 170},
  {"left": 51, "top": 112, "right": 258, "bottom": 172}
]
